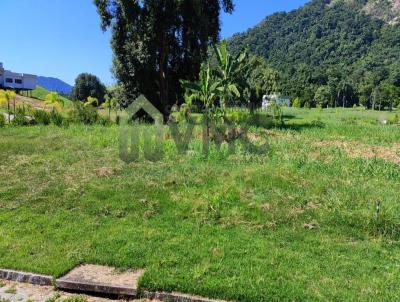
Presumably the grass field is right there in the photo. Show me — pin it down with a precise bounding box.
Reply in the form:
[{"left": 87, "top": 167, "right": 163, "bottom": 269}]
[{"left": 0, "top": 108, "right": 400, "bottom": 301}]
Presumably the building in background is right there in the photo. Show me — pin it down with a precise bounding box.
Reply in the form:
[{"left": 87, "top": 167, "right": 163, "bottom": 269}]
[
  {"left": 262, "top": 93, "right": 291, "bottom": 110},
  {"left": 0, "top": 62, "right": 37, "bottom": 91}
]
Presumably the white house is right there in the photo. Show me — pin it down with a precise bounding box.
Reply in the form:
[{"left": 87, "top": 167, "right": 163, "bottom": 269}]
[
  {"left": 0, "top": 62, "right": 37, "bottom": 91},
  {"left": 262, "top": 93, "right": 291, "bottom": 109}
]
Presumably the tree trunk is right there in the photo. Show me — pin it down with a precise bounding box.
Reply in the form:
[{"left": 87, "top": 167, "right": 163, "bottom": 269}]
[
  {"left": 249, "top": 102, "right": 255, "bottom": 115},
  {"left": 159, "top": 31, "right": 169, "bottom": 123}
]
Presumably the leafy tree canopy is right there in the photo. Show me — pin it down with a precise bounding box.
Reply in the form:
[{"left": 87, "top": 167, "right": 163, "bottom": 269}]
[
  {"left": 72, "top": 73, "right": 107, "bottom": 104},
  {"left": 228, "top": 0, "right": 400, "bottom": 109},
  {"left": 94, "top": 0, "right": 234, "bottom": 119}
]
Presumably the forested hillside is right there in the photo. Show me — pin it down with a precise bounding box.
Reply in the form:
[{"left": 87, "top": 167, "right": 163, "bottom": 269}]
[{"left": 228, "top": 0, "right": 400, "bottom": 109}]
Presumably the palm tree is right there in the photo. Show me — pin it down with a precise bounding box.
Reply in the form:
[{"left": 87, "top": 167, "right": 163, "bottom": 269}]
[
  {"left": 103, "top": 94, "right": 117, "bottom": 119},
  {"left": 337, "top": 81, "right": 354, "bottom": 108},
  {"left": 0, "top": 89, "right": 16, "bottom": 122},
  {"left": 9, "top": 90, "right": 17, "bottom": 113},
  {"left": 44, "top": 92, "right": 64, "bottom": 111},
  {"left": 0, "top": 89, "right": 8, "bottom": 110},
  {"left": 84, "top": 96, "right": 99, "bottom": 107}
]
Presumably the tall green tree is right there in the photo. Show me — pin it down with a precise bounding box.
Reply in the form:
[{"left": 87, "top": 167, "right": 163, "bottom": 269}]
[
  {"left": 337, "top": 81, "right": 357, "bottom": 108},
  {"left": 94, "top": 0, "right": 235, "bottom": 120},
  {"left": 240, "top": 55, "right": 279, "bottom": 112},
  {"left": 227, "top": 0, "right": 400, "bottom": 108},
  {"left": 314, "top": 85, "right": 331, "bottom": 108},
  {"left": 72, "top": 73, "right": 107, "bottom": 104}
]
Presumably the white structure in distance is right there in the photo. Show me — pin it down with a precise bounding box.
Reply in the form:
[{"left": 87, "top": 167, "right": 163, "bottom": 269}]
[
  {"left": 262, "top": 93, "right": 291, "bottom": 110},
  {"left": 262, "top": 95, "right": 269, "bottom": 110},
  {"left": 0, "top": 62, "right": 37, "bottom": 91}
]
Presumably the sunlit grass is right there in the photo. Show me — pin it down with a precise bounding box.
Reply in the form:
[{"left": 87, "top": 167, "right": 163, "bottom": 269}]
[{"left": 0, "top": 108, "right": 399, "bottom": 301}]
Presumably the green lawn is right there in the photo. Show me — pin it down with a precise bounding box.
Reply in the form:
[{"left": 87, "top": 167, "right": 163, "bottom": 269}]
[{"left": 0, "top": 108, "right": 400, "bottom": 301}]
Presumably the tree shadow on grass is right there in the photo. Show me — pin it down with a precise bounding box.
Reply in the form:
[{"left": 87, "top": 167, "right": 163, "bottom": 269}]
[
  {"left": 281, "top": 114, "right": 296, "bottom": 120},
  {"left": 276, "top": 122, "right": 326, "bottom": 132}
]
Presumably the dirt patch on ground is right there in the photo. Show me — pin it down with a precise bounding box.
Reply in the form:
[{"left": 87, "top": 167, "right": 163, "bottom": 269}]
[
  {"left": 60, "top": 265, "right": 144, "bottom": 288},
  {"left": 15, "top": 95, "right": 45, "bottom": 110},
  {"left": 314, "top": 140, "right": 400, "bottom": 164},
  {"left": 95, "top": 167, "right": 121, "bottom": 177}
]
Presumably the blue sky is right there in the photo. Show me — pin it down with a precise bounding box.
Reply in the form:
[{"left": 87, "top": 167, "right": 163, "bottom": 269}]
[{"left": 0, "top": 0, "right": 308, "bottom": 86}]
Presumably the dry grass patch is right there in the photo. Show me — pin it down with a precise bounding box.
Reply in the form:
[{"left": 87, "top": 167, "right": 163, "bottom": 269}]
[{"left": 314, "top": 140, "right": 400, "bottom": 164}]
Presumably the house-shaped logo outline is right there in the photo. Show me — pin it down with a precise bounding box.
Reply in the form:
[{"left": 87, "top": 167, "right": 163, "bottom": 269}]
[{"left": 125, "top": 94, "right": 163, "bottom": 125}]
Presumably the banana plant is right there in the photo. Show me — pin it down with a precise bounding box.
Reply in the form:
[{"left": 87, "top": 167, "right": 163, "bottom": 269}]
[
  {"left": 213, "top": 40, "right": 247, "bottom": 112},
  {"left": 181, "top": 63, "right": 220, "bottom": 138}
]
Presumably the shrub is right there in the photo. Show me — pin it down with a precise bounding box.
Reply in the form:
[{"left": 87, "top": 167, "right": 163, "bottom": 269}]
[
  {"left": 292, "top": 97, "right": 301, "bottom": 108},
  {"left": 226, "top": 110, "right": 249, "bottom": 124},
  {"left": 247, "top": 113, "right": 274, "bottom": 128},
  {"left": 389, "top": 114, "right": 400, "bottom": 125},
  {"left": 33, "top": 109, "right": 51, "bottom": 125},
  {"left": 310, "top": 119, "right": 325, "bottom": 128},
  {"left": 69, "top": 102, "right": 98, "bottom": 124},
  {"left": 50, "top": 110, "right": 65, "bottom": 127},
  {"left": 0, "top": 114, "right": 5, "bottom": 127},
  {"left": 98, "top": 116, "right": 112, "bottom": 126},
  {"left": 267, "top": 102, "right": 283, "bottom": 125},
  {"left": 12, "top": 108, "right": 29, "bottom": 126}
]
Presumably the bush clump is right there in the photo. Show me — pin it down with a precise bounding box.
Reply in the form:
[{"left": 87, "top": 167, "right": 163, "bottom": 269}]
[
  {"left": 226, "top": 110, "right": 249, "bottom": 124},
  {"left": 69, "top": 102, "right": 99, "bottom": 125},
  {"left": 50, "top": 110, "right": 65, "bottom": 127},
  {"left": 389, "top": 114, "right": 400, "bottom": 125},
  {"left": 98, "top": 116, "right": 112, "bottom": 126},
  {"left": 12, "top": 108, "right": 29, "bottom": 126},
  {"left": 33, "top": 109, "right": 51, "bottom": 125},
  {"left": 0, "top": 114, "right": 5, "bottom": 127}
]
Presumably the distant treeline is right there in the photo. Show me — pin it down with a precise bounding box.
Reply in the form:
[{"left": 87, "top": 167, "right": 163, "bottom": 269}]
[{"left": 228, "top": 0, "right": 400, "bottom": 109}]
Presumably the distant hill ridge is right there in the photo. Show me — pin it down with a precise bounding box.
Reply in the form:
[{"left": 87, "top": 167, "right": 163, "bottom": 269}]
[
  {"left": 228, "top": 0, "right": 400, "bottom": 101},
  {"left": 37, "top": 76, "right": 73, "bottom": 95}
]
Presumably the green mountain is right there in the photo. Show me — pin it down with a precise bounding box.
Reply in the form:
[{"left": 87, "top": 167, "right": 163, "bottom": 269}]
[{"left": 228, "top": 0, "right": 400, "bottom": 108}]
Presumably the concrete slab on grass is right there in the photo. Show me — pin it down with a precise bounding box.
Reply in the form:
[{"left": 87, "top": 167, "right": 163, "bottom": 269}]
[
  {"left": 56, "top": 264, "right": 144, "bottom": 297},
  {"left": 143, "top": 290, "right": 229, "bottom": 302}
]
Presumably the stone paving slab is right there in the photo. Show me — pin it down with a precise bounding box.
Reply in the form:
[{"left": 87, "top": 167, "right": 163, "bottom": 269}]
[
  {"left": 0, "top": 280, "right": 152, "bottom": 302},
  {"left": 0, "top": 268, "right": 52, "bottom": 286},
  {"left": 143, "top": 290, "right": 229, "bottom": 302},
  {"left": 0, "top": 266, "right": 229, "bottom": 302},
  {"left": 56, "top": 265, "right": 144, "bottom": 297}
]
